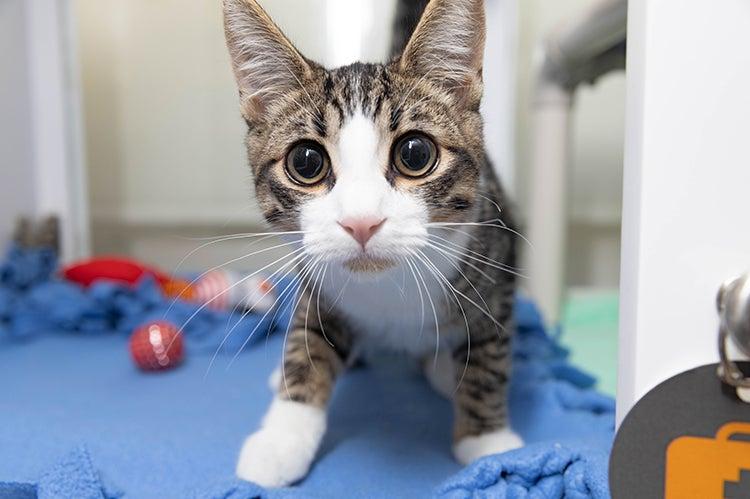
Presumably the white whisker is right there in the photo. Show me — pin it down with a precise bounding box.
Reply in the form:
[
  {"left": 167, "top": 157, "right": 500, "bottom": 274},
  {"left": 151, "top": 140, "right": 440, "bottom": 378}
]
[
  {"left": 427, "top": 237, "right": 527, "bottom": 279},
  {"left": 407, "top": 254, "right": 441, "bottom": 365},
  {"left": 315, "top": 263, "right": 335, "bottom": 349},
  {"left": 413, "top": 248, "right": 472, "bottom": 391},
  {"left": 429, "top": 219, "right": 533, "bottom": 251},
  {"left": 164, "top": 241, "right": 306, "bottom": 318},
  {"left": 172, "top": 247, "right": 306, "bottom": 349},
  {"left": 170, "top": 230, "right": 306, "bottom": 278},
  {"left": 425, "top": 243, "right": 494, "bottom": 318},
  {"left": 401, "top": 256, "right": 426, "bottom": 335},
  {"left": 304, "top": 263, "right": 327, "bottom": 374},
  {"left": 278, "top": 257, "right": 323, "bottom": 399},
  {"left": 204, "top": 251, "right": 308, "bottom": 378},
  {"left": 414, "top": 248, "right": 503, "bottom": 331},
  {"left": 426, "top": 237, "right": 496, "bottom": 284},
  {"left": 428, "top": 232, "right": 523, "bottom": 274}
]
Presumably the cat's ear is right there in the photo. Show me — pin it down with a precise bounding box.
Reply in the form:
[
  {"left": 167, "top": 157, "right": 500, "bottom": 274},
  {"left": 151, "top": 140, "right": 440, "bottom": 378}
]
[
  {"left": 398, "top": 0, "right": 486, "bottom": 109},
  {"left": 223, "top": 0, "right": 312, "bottom": 121}
]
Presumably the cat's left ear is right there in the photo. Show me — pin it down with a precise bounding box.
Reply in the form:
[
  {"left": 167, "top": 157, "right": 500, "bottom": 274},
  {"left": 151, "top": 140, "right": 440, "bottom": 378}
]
[
  {"left": 223, "top": 0, "right": 313, "bottom": 122},
  {"left": 397, "top": 0, "right": 486, "bottom": 110}
]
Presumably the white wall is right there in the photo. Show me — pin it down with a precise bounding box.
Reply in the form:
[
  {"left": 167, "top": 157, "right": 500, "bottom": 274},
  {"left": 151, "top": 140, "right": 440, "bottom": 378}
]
[
  {"left": 0, "top": 0, "right": 36, "bottom": 249},
  {"left": 25, "top": 0, "right": 90, "bottom": 260},
  {"left": 483, "top": 0, "right": 519, "bottom": 192},
  {"left": 76, "top": 0, "right": 260, "bottom": 228}
]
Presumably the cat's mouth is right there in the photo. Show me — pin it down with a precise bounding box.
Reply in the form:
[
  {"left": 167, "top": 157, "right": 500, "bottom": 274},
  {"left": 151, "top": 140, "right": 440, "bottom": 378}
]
[{"left": 343, "top": 255, "right": 397, "bottom": 274}]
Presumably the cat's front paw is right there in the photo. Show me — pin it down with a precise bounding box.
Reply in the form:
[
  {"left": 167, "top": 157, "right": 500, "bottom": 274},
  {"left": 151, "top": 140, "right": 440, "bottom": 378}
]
[
  {"left": 236, "top": 427, "right": 312, "bottom": 487},
  {"left": 236, "top": 399, "right": 326, "bottom": 487},
  {"left": 453, "top": 428, "right": 524, "bottom": 465}
]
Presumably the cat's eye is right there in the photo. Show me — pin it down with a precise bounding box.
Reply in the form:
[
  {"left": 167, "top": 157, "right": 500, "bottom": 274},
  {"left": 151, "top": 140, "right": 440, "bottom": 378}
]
[
  {"left": 285, "top": 141, "right": 330, "bottom": 185},
  {"left": 393, "top": 133, "right": 439, "bottom": 178}
]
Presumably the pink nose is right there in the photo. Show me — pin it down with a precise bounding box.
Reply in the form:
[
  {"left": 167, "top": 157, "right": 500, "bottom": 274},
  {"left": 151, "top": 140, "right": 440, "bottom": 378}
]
[{"left": 338, "top": 217, "right": 386, "bottom": 249}]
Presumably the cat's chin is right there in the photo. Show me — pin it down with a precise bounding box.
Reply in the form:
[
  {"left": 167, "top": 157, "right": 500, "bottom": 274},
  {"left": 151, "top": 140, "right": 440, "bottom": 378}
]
[{"left": 342, "top": 255, "right": 397, "bottom": 274}]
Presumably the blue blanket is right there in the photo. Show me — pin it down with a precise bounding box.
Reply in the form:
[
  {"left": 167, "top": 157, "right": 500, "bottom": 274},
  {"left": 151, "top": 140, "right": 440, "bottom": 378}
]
[{"left": 0, "top": 246, "right": 614, "bottom": 498}]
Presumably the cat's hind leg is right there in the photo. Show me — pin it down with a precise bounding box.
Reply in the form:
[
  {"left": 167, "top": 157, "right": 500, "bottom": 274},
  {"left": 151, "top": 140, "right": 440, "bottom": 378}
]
[
  {"left": 423, "top": 349, "right": 456, "bottom": 399},
  {"left": 267, "top": 365, "right": 282, "bottom": 392},
  {"left": 451, "top": 334, "right": 523, "bottom": 465}
]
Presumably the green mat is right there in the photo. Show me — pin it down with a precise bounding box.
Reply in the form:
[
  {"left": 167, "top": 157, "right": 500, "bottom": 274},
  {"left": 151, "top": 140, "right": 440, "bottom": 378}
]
[{"left": 560, "top": 290, "right": 619, "bottom": 396}]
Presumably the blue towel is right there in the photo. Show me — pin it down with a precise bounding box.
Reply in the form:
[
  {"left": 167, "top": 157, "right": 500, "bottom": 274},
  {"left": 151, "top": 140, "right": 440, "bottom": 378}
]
[
  {"left": 0, "top": 245, "right": 614, "bottom": 498},
  {"left": 436, "top": 441, "right": 611, "bottom": 498},
  {"left": 0, "top": 244, "right": 295, "bottom": 352},
  {"left": 0, "top": 446, "right": 121, "bottom": 499}
]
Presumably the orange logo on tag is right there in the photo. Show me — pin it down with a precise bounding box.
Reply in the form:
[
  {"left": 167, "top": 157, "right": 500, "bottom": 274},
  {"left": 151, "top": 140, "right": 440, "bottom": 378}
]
[{"left": 665, "top": 422, "right": 750, "bottom": 498}]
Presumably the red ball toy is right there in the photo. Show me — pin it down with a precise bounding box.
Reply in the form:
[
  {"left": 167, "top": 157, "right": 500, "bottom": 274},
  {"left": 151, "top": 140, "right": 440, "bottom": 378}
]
[{"left": 129, "top": 321, "right": 184, "bottom": 371}]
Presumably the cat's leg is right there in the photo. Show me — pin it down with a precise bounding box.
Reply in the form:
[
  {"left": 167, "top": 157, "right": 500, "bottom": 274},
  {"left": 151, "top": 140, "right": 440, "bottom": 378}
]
[
  {"left": 236, "top": 319, "right": 349, "bottom": 487},
  {"left": 451, "top": 334, "right": 523, "bottom": 465}
]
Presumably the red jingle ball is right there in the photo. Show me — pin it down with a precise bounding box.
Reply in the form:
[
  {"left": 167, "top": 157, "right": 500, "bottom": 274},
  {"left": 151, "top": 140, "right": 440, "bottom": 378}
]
[{"left": 129, "top": 321, "right": 184, "bottom": 371}]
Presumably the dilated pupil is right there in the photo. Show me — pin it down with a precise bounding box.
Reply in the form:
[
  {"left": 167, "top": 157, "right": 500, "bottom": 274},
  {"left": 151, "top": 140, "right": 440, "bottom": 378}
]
[
  {"left": 400, "top": 138, "right": 430, "bottom": 171},
  {"left": 293, "top": 146, "right": 323, "bottom": 179}
]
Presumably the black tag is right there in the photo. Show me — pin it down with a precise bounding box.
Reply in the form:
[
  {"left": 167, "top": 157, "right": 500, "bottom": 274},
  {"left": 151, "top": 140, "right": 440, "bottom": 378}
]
[{"left": 610, "top": 362, "right": 750, "bottom": 498}]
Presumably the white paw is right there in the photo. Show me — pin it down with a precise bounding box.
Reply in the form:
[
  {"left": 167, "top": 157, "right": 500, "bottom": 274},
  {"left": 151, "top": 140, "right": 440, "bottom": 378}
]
[
  {"left": 267, "top": 366, "right": 281, "bottom": 392},
  {"left": 453, "top": 428, "right": 524, "bottom": 465},
  {"left": 236, "top": 398, "right": 326, "bottom": 487},
  {"left": 423, "top": 350, "right": 455, "bottom": 399}
]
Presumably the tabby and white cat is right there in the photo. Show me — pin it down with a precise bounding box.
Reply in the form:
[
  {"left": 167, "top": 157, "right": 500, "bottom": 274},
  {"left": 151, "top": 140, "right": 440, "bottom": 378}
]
[{"left": 223, "top": 0, "right": 523, "bottom": 487}]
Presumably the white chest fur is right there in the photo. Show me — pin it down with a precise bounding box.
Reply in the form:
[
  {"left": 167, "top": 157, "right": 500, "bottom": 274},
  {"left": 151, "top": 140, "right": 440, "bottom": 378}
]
[{"left": 319, "top": 232, "right": 470, "bottom": 357}]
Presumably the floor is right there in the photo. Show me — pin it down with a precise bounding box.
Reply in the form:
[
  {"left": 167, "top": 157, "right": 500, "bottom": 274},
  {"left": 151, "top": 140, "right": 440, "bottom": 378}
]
[{"left": 560, "top": 289, "right": 619, "bottom": 396}]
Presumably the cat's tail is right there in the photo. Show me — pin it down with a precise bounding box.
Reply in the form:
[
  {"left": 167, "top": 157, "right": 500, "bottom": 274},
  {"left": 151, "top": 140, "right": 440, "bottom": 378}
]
[{"left": 390, "top": 0, "right": 430, "bottom": 60}]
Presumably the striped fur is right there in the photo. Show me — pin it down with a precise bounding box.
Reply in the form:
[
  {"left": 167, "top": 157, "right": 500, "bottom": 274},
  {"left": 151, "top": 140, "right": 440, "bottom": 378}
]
[{"left": 224, "top": 0, "right": 520, "bottom": 485}]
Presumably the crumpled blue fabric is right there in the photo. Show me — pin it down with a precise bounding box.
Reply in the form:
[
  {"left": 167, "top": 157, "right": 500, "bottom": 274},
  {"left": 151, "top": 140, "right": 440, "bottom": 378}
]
[
  {"left": 431, "top": 298, "right": 615, "bottom": 498},
  {"left": 0, "top": 244, "right": 296, "bottom": 352},
  {"left": 0, "top": 446, "right": 122, "bottom": 499},
  {"left": 0, "top": 245, "right": 615, "bottom": 498},
  {"left": 0, "top": 244, "right": 57, "bottom": 291},
  {"left": 436, "top": 442, "right": 611, "bottom": 499},
  {"left": 184, "top": 302, "right": 617, "bottom": 499}
]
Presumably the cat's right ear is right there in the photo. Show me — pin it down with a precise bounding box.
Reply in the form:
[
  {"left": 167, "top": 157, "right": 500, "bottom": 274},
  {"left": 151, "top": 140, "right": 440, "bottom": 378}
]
[
  {"left": 223, "top": 0, "right": 312, "bottom": 122},
  {"left": 398, "top": 0, "right": 486, "bottom": 110}
]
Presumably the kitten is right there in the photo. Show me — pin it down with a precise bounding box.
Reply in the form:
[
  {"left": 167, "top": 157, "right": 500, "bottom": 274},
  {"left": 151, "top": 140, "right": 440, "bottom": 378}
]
[{"left": 223, "top": 0, "right": 523, "bottom": 487}]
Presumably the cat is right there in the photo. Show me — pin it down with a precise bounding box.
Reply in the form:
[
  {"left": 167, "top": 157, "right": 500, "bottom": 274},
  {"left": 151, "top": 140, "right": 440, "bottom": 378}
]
[{"left": 223, "top": 0, "right": 523, "bottom": 487}]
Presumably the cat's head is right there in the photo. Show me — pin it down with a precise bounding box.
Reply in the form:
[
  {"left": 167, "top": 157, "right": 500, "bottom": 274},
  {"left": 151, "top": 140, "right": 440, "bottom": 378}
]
[{"left": 224, "top": 0, "right": 487, "bottom": 275}]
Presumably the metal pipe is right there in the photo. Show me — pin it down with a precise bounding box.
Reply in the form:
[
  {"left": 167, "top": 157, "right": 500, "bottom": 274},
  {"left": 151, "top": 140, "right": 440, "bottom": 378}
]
[
  {"left": 527, "top": 82, "right": 573, "bottom": 323},
  {"left": 526, "top": 0, "right": 627, "bottom": 323},
  {"left": 543, "top": 0, "right": 627, "bottom": 89}
]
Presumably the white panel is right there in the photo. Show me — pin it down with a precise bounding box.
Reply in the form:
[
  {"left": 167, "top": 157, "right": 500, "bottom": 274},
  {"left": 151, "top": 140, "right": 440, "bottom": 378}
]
[
  {"left": 482, "top": 0, "right": 519, "bottom": 192},
  {"left": 526, "top": 83, "right": 572, "bottom": 321},
  {"left": 0, "top": 0, "right": 36, "bottom": 249},
  {"left": 0, "top": 0, "right": 88, "bottom": 259},
  {"left": 26, "top": 0, "right": 73, "bottom": 253},
  {"left": 618, "top": 0, "right": 750, "bottom": 423}
]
